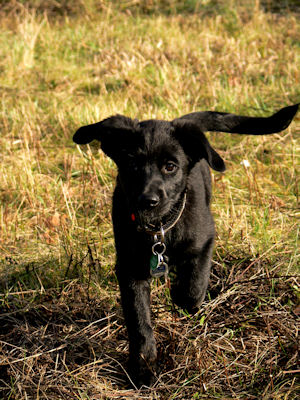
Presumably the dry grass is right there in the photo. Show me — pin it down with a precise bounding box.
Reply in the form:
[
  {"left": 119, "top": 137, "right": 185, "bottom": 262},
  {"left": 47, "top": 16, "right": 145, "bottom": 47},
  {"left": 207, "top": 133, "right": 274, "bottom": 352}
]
[
  {"left": 0, "top": 0, "right": 299, "bottom": 399},
  {"left": 0, "top": 261, "right": 298, "bottom": 399}
]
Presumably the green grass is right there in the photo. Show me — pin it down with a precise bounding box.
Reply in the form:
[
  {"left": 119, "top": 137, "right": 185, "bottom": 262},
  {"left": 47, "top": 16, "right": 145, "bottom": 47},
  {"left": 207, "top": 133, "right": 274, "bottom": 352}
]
[{"left": 0, "top": 1, "right": 299, "bottom": 399}]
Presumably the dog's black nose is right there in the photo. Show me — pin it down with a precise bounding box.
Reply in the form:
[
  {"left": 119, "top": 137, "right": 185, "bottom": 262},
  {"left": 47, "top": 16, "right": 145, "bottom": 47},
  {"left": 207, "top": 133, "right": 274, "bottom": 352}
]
[{"left": 138, "top": 193, "right": 160, "bottom": 209}]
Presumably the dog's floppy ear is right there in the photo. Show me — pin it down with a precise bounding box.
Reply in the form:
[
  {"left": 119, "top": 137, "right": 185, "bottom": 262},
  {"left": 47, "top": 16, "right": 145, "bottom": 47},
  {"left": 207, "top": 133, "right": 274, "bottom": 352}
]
[
  {"left": 172, "top": 120, "right": 226, "bottom": 172},
  {"left": 174, "top": 104, "right": 299, "bottom": 135},
  {"left": 73, "top": 114, "right": 137, "bottom": 161}
]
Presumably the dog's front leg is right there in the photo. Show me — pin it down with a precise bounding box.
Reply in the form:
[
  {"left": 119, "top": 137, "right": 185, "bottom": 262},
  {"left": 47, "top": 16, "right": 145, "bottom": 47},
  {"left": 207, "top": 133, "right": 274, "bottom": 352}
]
[
  {"left": 171, "top": 237, "right": 214, "bottom": 313},
  {"left": 117, "top": 275, "right": 157, "bottom": 387}
]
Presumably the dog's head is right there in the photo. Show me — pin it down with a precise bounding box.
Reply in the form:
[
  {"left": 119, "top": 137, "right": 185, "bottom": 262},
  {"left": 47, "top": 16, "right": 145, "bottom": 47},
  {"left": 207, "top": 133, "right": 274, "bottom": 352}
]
[{"left": 73, "top": 104, "right": 298, "bottom": 229}]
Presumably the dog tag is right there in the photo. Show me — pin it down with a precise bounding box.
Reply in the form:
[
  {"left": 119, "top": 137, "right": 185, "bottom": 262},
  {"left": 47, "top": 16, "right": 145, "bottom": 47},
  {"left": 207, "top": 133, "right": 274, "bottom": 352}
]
[
  {"left": 150, "top": 253, "right": 159, "bottom": 271},
  {"left": 151, "top": 262, "right": 168, "bottom": 278},
  {"left": 150, "top": 236, "right": 168, "bottom": 278},
  {"left": 150, "top": 254, "right": 168, "bottom": 278}
]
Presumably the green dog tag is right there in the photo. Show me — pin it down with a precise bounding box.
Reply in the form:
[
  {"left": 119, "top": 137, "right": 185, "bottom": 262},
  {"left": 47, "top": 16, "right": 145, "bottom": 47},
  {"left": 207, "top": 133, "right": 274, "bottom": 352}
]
[
  {"left": 150, "top": 254, "right": 159, "bottom": 271},
  {"left": 150, "top": 254, "right": 168, "bottom": 277}
]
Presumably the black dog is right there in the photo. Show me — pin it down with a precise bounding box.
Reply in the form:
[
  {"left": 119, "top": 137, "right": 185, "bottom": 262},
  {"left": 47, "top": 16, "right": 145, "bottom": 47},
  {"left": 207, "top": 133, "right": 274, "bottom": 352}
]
[{"left": 73, "top": 103, "right": 298, "bottom": 387}]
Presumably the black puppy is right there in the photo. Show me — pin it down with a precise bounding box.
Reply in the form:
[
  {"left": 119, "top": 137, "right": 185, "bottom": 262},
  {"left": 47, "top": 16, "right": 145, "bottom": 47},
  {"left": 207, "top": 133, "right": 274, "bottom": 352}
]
[{"left": 73, "top": 104, "right": 298, "bottom": 387}]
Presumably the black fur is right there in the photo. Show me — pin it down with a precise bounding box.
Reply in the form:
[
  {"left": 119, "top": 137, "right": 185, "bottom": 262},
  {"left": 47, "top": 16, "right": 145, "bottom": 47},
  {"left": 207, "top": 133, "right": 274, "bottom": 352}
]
[{"left": 73, "top": 104, "right": 298, "bottom": 387}]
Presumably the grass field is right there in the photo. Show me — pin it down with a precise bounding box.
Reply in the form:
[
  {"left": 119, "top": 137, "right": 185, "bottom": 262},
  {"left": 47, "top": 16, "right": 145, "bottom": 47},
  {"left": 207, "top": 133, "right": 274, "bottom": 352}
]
[{"left": 0, "top": 1, "right": 299, "bottom": 399}]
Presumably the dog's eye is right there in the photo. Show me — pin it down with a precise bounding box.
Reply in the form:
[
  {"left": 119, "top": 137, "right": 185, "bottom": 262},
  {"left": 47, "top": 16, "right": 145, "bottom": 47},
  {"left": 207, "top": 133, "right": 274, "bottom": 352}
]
[{"left": 163, "top": 162, "right": 177, "bottom": 174}]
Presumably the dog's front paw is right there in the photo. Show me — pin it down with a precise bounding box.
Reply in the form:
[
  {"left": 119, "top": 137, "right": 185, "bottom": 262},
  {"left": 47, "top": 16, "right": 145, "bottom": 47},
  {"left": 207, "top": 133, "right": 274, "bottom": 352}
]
[
  {"left": 128, "top": 356, "right": 157, "bottom": 388},
  {"left": 171, "top": 285, "right": 204, "bottom": 314}
]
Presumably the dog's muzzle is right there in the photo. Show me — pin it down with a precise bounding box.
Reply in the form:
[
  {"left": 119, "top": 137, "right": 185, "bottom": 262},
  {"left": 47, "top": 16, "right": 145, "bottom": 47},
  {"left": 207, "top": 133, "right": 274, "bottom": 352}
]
[{"left": 132, "top": 190, "right": 187, "bottom": 236}]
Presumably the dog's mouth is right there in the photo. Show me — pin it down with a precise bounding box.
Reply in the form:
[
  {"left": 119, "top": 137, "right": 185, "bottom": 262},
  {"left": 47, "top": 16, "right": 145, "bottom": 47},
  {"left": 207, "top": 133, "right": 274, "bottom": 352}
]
[
  {"left": 133, "top": 190, "right": 187, "bottom": 235},
  {"left": 134, "top": 211, "right": 164, "bottom": 233}
]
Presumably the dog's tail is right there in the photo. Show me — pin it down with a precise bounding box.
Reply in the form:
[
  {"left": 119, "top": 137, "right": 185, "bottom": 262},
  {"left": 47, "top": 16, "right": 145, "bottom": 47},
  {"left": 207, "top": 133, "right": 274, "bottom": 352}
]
[{"left": 175, "top": 104, "right": 299, "bottom": 135}]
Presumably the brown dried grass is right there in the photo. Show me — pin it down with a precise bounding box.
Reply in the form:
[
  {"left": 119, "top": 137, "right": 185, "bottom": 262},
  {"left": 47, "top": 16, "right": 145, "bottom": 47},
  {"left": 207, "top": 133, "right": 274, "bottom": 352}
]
[{"left": 1, "top": 258, "right": 298, "bottom": 399}]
